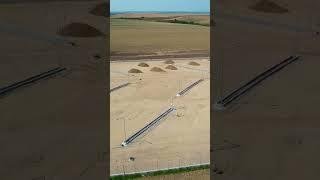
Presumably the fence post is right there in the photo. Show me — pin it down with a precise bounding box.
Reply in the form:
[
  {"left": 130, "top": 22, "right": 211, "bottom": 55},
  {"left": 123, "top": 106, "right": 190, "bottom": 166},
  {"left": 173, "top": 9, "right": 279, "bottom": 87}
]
[
  {"left": 157, "top": 159, "right": 159, "bottom": 170},
  {"left": 122, "top": 164, "right": 126, "bottom": 176}
]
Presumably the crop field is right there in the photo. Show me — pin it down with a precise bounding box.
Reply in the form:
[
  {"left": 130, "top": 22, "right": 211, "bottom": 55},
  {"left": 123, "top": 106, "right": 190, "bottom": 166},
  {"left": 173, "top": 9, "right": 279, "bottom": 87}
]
[
  {"left": 112, "top": 13, "right": 210, "bottom": 26},
  {"left": 110, "top": 17, "right": 209, "bottom": 59}
]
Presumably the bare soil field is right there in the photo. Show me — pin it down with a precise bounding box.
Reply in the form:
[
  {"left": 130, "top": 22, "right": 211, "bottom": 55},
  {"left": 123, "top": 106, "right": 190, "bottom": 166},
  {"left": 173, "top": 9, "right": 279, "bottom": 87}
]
[
  {"left": 110, "top": 59, "right": 210, "bottom": 175},
  {"left": 0, "top": 1, "right": 107, "bottom": 179},
  {"left": 213, "top": 0, "right": 320, "bottom": 179},
  {"left": 110, "top": 17, "right": 209, "bottom": 61}
]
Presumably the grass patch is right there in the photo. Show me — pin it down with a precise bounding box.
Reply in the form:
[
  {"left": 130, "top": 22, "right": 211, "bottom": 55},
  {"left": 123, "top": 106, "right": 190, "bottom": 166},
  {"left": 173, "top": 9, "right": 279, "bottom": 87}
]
[
  {"left": 167, "top": 19, "right": 209, "bottom": 26},
  {"left": 110, "top": 164, "right": 210, "bottom": 180}
]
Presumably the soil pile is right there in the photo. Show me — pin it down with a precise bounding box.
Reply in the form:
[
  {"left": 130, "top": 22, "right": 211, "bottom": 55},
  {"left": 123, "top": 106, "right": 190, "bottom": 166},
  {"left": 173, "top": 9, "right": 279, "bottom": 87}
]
[
  {"left": 188, "top": 61, "right": 200, "bottom": 66},
  {"left": 249, "top": 0, "right": 288, "bottom": 13},
  {"left": 128, "top": 68, "right": 143, "bottom": 73},
  {"left": 164, "top": 60, "right": 175, "bottom": 64},
  {"left": 138, "top": 62, "right": 149, "bottom": 67},
  {"left": 58, "top": 23, "right": 104, "bottom": 37},
  {"left": 150, "top": 67, "right": 166, "bottom": 72},
  {"left": 90, "top": 2, "right": 108, "bottom": 17},
  {"left": 165, "top": 65, "right": 178, "bottom": 70}
]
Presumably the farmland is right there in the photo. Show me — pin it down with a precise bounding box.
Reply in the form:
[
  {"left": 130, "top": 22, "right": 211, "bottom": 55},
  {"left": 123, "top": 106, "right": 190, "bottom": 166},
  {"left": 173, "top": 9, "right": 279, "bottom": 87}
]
[
  {"left": 110, "top": 16, "right": 209, "bottom": 60},
  {"left": 110, "top": 13, "right": 210, "bottom": 177}
]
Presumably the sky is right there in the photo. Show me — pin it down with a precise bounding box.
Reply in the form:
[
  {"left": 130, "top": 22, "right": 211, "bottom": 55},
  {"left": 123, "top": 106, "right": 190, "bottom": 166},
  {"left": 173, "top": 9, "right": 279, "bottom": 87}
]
[{"left": 110, "top": 0, "right": 210, "bottom": 13}]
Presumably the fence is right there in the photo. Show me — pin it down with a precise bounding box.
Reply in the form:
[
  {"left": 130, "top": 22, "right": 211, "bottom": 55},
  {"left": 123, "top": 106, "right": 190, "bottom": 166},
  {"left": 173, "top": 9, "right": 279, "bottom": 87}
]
[
  {"left": 110, "top": 152, "right": 210, "bottom": 175},
  {"left": 111, "top": 162, "right": 210, "bottom": 177}
]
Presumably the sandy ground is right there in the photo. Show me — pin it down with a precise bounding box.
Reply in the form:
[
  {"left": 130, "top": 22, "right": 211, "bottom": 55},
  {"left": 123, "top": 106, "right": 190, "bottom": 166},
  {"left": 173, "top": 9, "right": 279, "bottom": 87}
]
[
  {"left": 212, "top": 0, "right": 320, "bottom": 179},
  {"left": 0, "top": 1, "right": 107, "bottom": 179},
  {"left": 110, "top": 59, "right": 210, "bottom": 175}
]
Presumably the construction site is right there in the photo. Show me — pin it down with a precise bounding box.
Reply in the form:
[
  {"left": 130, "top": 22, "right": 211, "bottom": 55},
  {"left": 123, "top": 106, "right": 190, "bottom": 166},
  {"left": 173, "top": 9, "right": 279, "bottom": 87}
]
[
  {"left": 109, "top": 1, "right": 211, "bottom": 176},
  {"left": 110, "top": 58, "right": 210, "bottom": 175},
  {"left": 212, "top": 0, "right": 320, "bottom": 179}
]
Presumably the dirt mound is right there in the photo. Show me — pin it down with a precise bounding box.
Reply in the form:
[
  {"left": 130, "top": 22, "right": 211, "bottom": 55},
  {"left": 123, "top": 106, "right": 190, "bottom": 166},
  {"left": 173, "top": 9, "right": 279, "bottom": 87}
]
[
  {"left": 138, "top": 62, "right": 149, "bottom": 67},
  {"left": 150, "top": 67, "right": 166, "bottom": 72},
  {"left": 90, "top": 2, "right": 108, "bottom": 17},
  {"left": 188, "top": 61, "right": 200, "bottom": 66},
  {"left": 58, "top": 23, "right": 104, "bottom": 37},
  {"left": 128, "top": 68, "right": 143, "bottom": 73},
  {"left": 249, "top": 0, "right": 288, "bottom": 13},
  {"left": 165, "top": 65, "right": 178, "bottom": 70},
  {"left": 164, "top": 60, "right": 175, "bottom": 64}
]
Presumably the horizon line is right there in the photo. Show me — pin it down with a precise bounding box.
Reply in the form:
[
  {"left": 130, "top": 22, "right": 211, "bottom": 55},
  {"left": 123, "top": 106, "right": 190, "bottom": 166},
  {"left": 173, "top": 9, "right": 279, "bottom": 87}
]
[{"left": 111, "top": 10, "right": 210, "bottom": 13}]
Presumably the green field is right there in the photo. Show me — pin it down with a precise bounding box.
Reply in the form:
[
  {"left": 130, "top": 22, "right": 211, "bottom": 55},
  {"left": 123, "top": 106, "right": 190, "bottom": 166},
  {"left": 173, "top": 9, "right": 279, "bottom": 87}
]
[{"left": 110, "top": 17, "right": 209, "bottom": 54}]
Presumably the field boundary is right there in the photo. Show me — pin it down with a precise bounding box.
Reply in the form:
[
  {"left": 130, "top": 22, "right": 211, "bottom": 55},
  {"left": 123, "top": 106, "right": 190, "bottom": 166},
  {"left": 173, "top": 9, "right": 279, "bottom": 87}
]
[
  {"left": 110, "top": 162, "right": 210, "bottom": 178},
  {"left": 110, "top": 56, "right": 210, "bottom": 62},
  {"left": 115, "top": 17, "right": 209, "bottom": 27}
]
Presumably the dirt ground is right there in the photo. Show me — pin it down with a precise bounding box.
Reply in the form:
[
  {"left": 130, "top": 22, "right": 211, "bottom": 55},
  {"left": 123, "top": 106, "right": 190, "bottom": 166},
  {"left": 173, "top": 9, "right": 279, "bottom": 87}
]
[
  {"left": 213, "top": 0, "right": 320, "bottom": 179},
  {"left": 110, "top": 59, "right": 210, "bottom": 175},
  {"left": 110, "top": 18, "right": 209, "bottom": 60},
  {"left": 0, "top": 1, "right": 107, "bottom": 179}
]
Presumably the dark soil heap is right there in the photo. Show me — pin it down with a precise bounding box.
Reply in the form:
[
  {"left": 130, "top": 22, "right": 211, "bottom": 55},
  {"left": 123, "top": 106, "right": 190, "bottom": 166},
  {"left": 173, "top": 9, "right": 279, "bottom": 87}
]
[
  {"left": 188, "top": 61, "right": 200, "bottom": 66},
  {"left": 138, "top": 62, "right": 149, "bottom": 67},
  {"left": 128, "top": 68, "right": 143, "bottom": 73},
  {"left": 150, "top": 67, "right": 166, "bottom": 72},
  {"left": 90, "top": 2, "right": 108, "bottom": 17},
  {"left": 58, "top": 23, "right": 104, "bottom": 37},
  {"left": 249, "top": 0, "right": 289, "bottom": 13},
  {"left": 165, "top": 65, "right": 178, "bottom": 70},
  {"left": 164, "top": 60, "right": 175, "bottom": 64}
]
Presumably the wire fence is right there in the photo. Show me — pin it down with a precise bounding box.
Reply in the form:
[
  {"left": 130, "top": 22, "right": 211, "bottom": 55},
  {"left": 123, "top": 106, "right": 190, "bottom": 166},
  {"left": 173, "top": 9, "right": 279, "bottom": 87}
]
[
  {"left": 111, "top": 162, "right": 210, "bottom": 177},
  {"left": 110, "top": 153, "right": 210, "bottom": 176}
]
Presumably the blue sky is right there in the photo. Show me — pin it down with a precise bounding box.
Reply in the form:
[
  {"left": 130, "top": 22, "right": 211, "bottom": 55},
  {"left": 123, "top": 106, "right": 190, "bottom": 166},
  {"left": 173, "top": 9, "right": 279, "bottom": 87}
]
[{"left": 111, "top": 0, "right": 210, "bottom": 12}]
